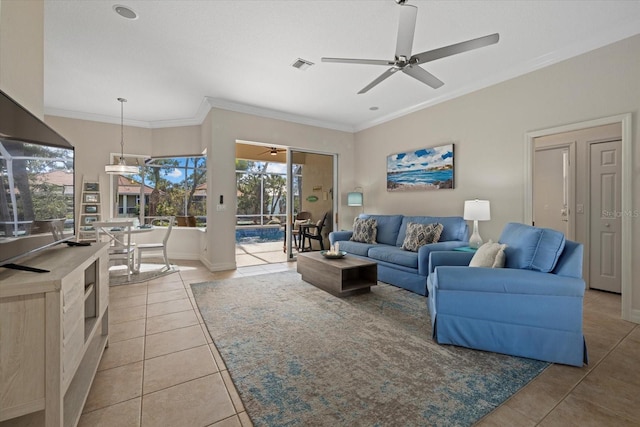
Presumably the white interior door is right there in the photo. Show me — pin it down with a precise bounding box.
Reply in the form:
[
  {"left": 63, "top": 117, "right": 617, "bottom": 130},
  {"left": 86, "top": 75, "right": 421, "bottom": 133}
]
[
  {"left": 589, "top": 140, "right": 622, "bottom": 293},
  {"left": 533, "top": 146, "right": 572, "bottom": 237}
]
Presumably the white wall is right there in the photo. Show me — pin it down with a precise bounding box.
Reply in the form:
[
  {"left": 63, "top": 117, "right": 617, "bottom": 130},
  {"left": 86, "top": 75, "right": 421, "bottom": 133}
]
[
  {"left": 0, "top": 0, "right": 44, "bottom": 117},
  {"left": 353, "top": 34, "right": 640, "bottom": 318}
]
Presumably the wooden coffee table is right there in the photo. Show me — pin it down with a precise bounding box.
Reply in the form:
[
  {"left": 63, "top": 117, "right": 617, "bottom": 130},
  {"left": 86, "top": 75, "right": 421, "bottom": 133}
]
[{"left": 296, "top": 252, "right": 377, "bottom": 297}]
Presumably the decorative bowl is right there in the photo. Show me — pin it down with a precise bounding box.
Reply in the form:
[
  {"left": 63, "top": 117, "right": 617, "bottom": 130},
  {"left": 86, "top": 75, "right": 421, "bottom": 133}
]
[{"left": 320, "top": 250, "right": 347, "bottom": 259}]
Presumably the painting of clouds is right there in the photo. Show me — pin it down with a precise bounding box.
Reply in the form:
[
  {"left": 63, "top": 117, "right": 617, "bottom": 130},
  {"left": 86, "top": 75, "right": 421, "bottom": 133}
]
[{"left": 387, "top": 144, "right": 454, "bottom": 191}]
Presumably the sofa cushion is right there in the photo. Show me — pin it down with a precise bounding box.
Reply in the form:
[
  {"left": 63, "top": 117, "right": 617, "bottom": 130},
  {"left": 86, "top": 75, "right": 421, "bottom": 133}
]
[
  {"left": 469, "top": 240, "right": 507, "bottom": 268},
  {"left": 368, "top": 245, "right": 418, "bottom": 269},
  {"left": 337, "top": 240, "right": 377, "bottom": 257},
  {"left": 359, "top": 214, "right": 403, "bottom": 246},
  {"left": 396, "top": 216, "right": 467, "bottom": 246},
  {"left": 351, "top": 218, "right": 377, "bottom": 244},
  {"left": 499, "top": 222, "right": 566, "bottom": 272},
  {"left": 402, "top": 222, "right": 443, "bottom": 252}
]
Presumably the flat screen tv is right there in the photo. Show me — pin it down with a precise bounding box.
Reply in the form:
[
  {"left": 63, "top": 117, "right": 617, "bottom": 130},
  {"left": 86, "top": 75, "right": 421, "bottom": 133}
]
[{"left": 0, "top": 89, "right": 75, "bottom": 267}]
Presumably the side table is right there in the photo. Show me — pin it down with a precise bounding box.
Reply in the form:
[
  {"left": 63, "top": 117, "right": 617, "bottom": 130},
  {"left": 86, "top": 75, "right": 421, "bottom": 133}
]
[{"left": 452, "top": 246, "right": 478, "bottom": 253}]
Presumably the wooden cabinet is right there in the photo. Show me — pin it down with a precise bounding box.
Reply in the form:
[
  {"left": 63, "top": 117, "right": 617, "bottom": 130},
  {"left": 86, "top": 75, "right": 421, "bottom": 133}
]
[{"left": 0, "top": 243, "right": 109, "bottom": 427}]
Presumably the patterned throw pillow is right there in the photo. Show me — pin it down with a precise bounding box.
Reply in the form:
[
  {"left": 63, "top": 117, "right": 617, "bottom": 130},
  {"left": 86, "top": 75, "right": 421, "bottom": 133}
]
[
  {"left": 350, "top": 218, "right": 377, "bottom": 243},
  {"left": 402, "top": 222, "right": 443, "bottom": 252}
]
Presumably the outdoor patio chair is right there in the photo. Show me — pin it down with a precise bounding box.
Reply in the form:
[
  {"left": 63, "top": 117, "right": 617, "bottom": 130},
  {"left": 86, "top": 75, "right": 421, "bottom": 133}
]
[
  {"left": 300, "top": 211, "right": 329, "bottom": 251},
  {"left": 292, "top": 211, "right": 312, "bottom": 249}
]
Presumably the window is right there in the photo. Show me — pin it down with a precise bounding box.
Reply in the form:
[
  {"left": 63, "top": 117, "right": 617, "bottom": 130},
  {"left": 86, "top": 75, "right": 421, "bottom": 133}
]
[{"left": 115, "top": 155, "right": 206, "bottom": 226}]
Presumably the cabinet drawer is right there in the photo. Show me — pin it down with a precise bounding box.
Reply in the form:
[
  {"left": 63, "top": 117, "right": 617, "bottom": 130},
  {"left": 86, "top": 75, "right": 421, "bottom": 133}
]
[
  {"left": 63, "top": 296, "right": 83, "bottom": 340},
  {"left": 62, "top": 271, "right": 83, "bottom": 308},
  {"left": 62, "top": 320, "right": 84, "bottom": 380}
]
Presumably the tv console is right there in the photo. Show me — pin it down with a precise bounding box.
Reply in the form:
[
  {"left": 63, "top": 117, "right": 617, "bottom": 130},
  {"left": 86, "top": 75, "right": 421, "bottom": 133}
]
[{"left": 0, "top": 243, "right": 110, "bottom": 427}]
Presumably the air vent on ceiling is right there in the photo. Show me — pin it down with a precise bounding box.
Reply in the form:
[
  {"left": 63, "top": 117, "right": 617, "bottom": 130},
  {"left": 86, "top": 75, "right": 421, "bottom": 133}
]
[
  {"left": 291, "top": 58, "right": 314, "bottom": 71},
  {"left": 113, "top": 4, "right": 138, "bottom": 20}
]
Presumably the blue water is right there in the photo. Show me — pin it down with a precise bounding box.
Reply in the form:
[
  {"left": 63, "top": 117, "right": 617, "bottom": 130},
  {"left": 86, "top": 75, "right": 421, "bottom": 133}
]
[
  {"left": 387, "top": 169, "right": 452, "bottom": 187},
  {"left": 236, "top": 227, "right": 284, "bottom": 243}
]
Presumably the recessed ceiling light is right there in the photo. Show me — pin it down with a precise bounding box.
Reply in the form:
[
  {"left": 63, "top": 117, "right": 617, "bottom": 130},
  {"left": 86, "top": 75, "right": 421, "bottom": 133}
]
[
  {"left": 113, "top": 4, "right": 138, "bottom": 20},
  {"left": 369, "top": 106, "right": 379, "bottom": 111}
]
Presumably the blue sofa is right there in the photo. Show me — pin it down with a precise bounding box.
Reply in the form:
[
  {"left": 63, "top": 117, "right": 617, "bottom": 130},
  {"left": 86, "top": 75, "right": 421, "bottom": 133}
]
[
  {"left": 427, "top": 222, "right": 588, "bottom": 366},
  {"left": 329, "top": 214, "right": 468, "bottom": 295}
]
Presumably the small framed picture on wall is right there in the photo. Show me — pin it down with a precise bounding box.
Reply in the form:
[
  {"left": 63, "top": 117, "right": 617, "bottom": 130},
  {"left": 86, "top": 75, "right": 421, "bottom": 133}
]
[
  {"left": 84, "top": 193, "right": 99, "bottom": 203},
  {"left": 84, "top": 205, "right": 98, "bottom": 213},
  {"left": 83, "top": 216, "right": 98, "bottom": 225},
  {"left": 84, "top": 182, "right": 99, "bottom": 192}
]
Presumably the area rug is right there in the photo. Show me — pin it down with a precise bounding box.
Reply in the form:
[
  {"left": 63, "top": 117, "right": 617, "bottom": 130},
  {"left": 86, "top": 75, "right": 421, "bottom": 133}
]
[
  {"left": 191, "top": 271, "right": 548, "bottom": 427},
  {"left": 109, "top": 264, "right": 179, "bottom": 286}
]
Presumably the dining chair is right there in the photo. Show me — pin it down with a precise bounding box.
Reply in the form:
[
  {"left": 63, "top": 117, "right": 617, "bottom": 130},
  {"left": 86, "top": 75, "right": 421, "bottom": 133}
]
[
  {"left": 94, "top": 220, "right": 136, "bottom": 281},
  {"left": 300, "top": 211, "right": 329, "bottom": 251},
  {"left": 136, "top": 216, "right": 174, "bottom": 272}
]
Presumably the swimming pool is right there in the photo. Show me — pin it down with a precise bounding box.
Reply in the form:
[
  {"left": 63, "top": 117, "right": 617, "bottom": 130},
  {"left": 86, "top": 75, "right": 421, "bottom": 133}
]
[{"left": 236, "top": 226, "right": 284, "bottom": 243}]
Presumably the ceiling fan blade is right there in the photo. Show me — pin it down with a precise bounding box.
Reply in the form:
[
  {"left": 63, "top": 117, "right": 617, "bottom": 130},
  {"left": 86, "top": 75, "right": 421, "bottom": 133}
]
[
  {"left": 322, "top": 57, "right": 394, "bottom": 66},
  {"left": 402, "top": 65, "right": 444, "bottom": 89},
  {"left": 411, "top": 33, "right": 500, "bottom": 64},
  {"left": 395, "top": 5, "right": 418, "bottom": 59},
  {"left": 357, "top": 67, "right": 399, "bottom": 94}
]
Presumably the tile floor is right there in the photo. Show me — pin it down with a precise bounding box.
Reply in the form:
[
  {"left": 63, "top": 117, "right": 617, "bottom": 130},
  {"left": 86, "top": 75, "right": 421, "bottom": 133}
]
[{"left": 80, "top": 258, "right": 639, "bottom": 427}]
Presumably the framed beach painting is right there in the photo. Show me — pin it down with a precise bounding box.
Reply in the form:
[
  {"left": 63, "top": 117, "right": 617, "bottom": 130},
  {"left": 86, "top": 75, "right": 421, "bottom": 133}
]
[{"left": 387, "top": 144, "right": 454, "bottom": 191}]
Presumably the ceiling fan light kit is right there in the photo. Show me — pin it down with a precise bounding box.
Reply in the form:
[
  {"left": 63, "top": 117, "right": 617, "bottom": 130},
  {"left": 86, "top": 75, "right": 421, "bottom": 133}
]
[
  {"left": 258, "top": 147, "right": 286, "bottom": 156},
  {"left": 322, "top": 1, "right": 499, "bottom": 94}
]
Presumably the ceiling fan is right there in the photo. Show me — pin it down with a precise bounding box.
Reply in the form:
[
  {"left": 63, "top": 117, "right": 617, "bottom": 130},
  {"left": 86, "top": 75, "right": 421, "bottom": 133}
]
[
  {"left": 321, "top": 0, "right": 499, "bottom": 94},
  {"left": 260, "top": 147, "right": 286, "bottom": 156}
]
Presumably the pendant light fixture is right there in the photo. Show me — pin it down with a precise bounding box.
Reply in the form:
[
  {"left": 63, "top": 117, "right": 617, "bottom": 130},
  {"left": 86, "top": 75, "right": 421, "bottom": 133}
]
[{"left": 105, "top": 97, "right": 139, "bottom": 175}]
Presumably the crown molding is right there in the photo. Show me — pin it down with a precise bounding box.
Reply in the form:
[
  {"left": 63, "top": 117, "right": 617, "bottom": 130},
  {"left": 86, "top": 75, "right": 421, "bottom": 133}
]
[
  {"left": 353, "top": 18, "right": 640, "bottom": 132},
  {"left": 44, "top": 107, "right": 153, "bottom": 128},
  {"left": 45, "top": 96, "right": 354, "bottom": 132},
  {"left": 204, "top": 97, "right": 355, "bottom": 133}
]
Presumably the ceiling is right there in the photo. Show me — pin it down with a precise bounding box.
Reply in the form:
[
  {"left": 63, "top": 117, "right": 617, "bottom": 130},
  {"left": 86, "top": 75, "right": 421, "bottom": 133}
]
[{"left": 43, "top": 1, "right": 640, "bottom": 132}]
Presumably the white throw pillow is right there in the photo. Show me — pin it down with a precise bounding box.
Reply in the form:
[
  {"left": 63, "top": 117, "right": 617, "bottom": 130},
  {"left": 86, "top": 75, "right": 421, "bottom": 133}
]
[{"left": 469, "top": 240, "right": 507, "bottom": 268}]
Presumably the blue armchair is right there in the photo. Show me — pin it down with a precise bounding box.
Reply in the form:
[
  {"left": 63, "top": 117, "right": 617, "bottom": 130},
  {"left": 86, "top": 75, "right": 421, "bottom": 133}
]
[{"left": 427, "top": 222, "right": 588, "bottom": 366}]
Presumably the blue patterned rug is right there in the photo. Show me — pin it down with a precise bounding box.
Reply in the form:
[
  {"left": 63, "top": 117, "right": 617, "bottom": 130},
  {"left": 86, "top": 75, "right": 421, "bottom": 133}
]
[{"left": 191, "top": 271, "right": 548, "bottom": 426}]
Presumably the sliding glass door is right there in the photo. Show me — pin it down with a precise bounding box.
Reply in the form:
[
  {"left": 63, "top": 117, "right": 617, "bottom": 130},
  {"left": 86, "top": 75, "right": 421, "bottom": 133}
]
[{"left": 285, "top": 149, "right": 338, "bottom": 260}]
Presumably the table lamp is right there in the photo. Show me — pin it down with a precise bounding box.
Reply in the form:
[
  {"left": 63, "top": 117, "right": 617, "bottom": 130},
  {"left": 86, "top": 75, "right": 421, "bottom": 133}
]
[
  {"left": 347, "top": 188, "right": 364, "bottom": 213},
  {"left": 463, "top": 199, "right": 491, "bottom": 249},
  {"left": 347, "top": 191, "right": 363, "bottom": 207}
]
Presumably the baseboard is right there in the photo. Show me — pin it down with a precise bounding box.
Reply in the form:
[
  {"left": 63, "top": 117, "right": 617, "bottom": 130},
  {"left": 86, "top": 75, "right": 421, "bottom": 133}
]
[
  {"left": 626, "top": 307, "right": 640, "bottom": 324},
  {"left": 199, "top": 256, "right": 236, "bottom": 272}
]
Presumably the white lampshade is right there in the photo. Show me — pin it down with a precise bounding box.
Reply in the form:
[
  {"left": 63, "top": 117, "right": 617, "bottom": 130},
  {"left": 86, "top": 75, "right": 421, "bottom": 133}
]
[
  {"left": 463, "top": 199, "right": 491, "bottom": 221},
  {"left": 105, "top": 158, "right": 139, "bottom": 175},
  {"left": 347, "top": 192, "right": 363, "bottom": 207}
]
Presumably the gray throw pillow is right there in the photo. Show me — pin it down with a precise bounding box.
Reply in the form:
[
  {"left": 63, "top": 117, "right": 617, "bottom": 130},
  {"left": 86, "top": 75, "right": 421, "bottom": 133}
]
[
  {"left": 351, "top": 218, "right": 377, "bottom": 244},
  {"left": 469, "top": 240, "right": 507, "bottom": 268},
  {"left": 402, "top": 222, "right": 443, "bottom": 252}
]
